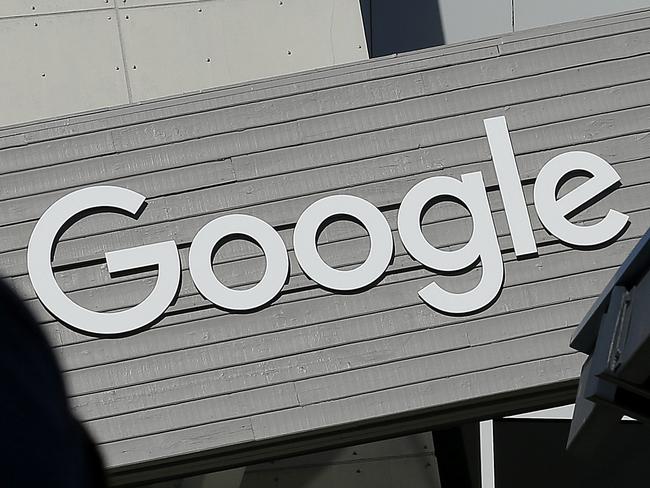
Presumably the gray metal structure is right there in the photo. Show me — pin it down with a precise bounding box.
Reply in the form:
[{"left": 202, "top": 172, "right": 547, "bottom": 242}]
[
  {"left": 568, "top": 228, "right": 650, "bottom": 452},
  {"left": 2, "top": 7, "right": 650, "bottom": 485}
]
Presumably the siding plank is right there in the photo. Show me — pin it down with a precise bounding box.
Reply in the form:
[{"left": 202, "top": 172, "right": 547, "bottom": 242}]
[
  {"left": 2, "top": 106, "right": 649, "bottom": 262},
  {"left": 86, "top": 383, "right": 298, "bottom": 445},
  {"left": 247, "top": 354, "right": 584, "bottom": 441},
  {"left": 99, "top": 354, "right": 583, "bottom": 468},
  {"left": 102, "top": 417, "right": 255, "bottom": 468},
  {"left": 86, "top": 328, "right": 572, "bottom": 443},
  {"left": 62, "top": 239, "right": 635, "bottom": 399},
  {"left": 3, "top": 47, "right": 650, "bottom": 205},
  {"left": 294, "top": 328, "right": 575, "bottom": 405},
  {"left": 69, "top": 296, "right": 595, "bottom": 421}
]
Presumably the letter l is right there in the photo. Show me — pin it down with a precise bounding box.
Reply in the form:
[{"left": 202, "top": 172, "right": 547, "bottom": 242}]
[{"left": 484, "top": 116, "right": 537, "bottom": 257}]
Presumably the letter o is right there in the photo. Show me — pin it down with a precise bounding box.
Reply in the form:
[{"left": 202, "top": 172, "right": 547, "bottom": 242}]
[
  {"left": 189, "top": 214, "right": 289, "bottom": 310},
  {"left": 293, "top": 195, "right": 393, "bottom": 291}
]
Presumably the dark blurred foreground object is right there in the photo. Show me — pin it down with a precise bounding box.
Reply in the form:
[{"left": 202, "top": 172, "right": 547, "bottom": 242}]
[
  {"left": 568, "top": 228, "right": 650, "bottom": 453},
  {"left": 0, "top": 278, "right": 106, "bottom": 487}
]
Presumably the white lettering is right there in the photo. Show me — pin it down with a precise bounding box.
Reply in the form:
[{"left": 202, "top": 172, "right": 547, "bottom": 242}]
[
  {"left": 26, "top": 119, "right": 630, "bottom": 336},
  {"left": 27, "top": 186, "right": 180, "bottom": 335},
  {"left": 484, "top": 116, "right": 537, "bottom": 257},
  {"left": 293, "top": 195, "right": 393, "bottom": 291},
  {"left": 534, "top": 151, "right": 629, "bottom": 247},
  {"left": 397, "top": 172, "right": 504, "bottom": 313},
  {"left": 189, "top": 214, "right": 289, "bottom": 310}
]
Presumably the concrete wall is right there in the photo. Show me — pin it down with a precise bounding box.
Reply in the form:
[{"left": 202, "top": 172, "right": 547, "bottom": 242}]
[
  {"left": 240, "top": 433, "right": 440, "bottom": 488},
  {"left": 0, "top": 0, "right": 368, "bottom": 127},
  {"left": 4, "top": 0, "right": 648, "bottom": 127},
  {"left": 145, "top": 433, "right": 440, "bottom": 488},
  {"left": 2, "top": 8, "right": 650, "bottom": 485}
]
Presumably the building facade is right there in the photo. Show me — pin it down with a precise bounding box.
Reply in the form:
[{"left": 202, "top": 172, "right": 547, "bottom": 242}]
[{"left": 2, "top": 2, "right": 650, "bottom": 486}]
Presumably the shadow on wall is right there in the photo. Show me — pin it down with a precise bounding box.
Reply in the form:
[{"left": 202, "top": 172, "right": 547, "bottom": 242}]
[{"left": 359, "top": 0, "right": 445, "bottom": 57}]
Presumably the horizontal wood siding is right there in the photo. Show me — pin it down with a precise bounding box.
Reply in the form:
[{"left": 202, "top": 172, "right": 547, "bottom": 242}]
[{"left": 2, "top": 9, "right": 650, "bottom": 479}]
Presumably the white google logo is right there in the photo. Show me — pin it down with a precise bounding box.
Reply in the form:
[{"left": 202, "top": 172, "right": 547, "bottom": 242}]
[{"left": 27, "top": 117, "right": 628, "bottom": 336}]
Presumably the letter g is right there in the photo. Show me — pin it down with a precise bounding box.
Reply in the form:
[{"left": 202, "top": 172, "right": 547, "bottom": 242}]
[{"left": 27, "top": 186, "right": 180, "bottom": 335}]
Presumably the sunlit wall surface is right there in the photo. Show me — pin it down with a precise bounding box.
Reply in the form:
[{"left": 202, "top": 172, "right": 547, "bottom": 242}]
[{"left": 0, "top": 0, "right": 368, "bottom": 127}]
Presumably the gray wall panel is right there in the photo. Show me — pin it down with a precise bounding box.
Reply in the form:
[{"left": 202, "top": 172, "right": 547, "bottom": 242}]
[
  {"left": 0, "top": 0, "right": 367, "bottom": 127},
  {"left": 2, "top": 100, "right": 648, "bottom": 267},
  {"left": 116, "top": 3, "right": 231, "bottom": 101},
  {"left": 438, "top": 0, "right": 512, "bottom": 43},
  {"left": 1, "top": 12, "right": 650, "bottom": 481},
  {"left": 69, "top": 298, "right": 596, "bottom": 421},
  {"left": 247, "top": 353, "right": 585, "bottom": 441},
  {"left": 0, "top": 0, "right": 113, "bottom": 18},
  {"left": 0, "top": 10, "right": 129, "bottom": 127},
  {"left": 57, "top": 235, "right": 641, "bottom": 397},
  {"left": 515, "top": 0, "right": 650, "bottom": 31},
  {"left": 239, "top": 433, "right": 439, "bottom": 488},
  {"left": 101, "top": 354, "right": 584, "bottom": 469}
]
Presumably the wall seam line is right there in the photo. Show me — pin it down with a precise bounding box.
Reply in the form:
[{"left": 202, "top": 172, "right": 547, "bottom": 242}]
[{"left": 113, "top": 1, "right": 133, "bottom": 104}]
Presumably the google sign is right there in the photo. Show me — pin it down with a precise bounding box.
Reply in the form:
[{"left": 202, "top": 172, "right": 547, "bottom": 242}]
[{"left": 27, "top": 117, "right": 629, "bottom": 336}]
